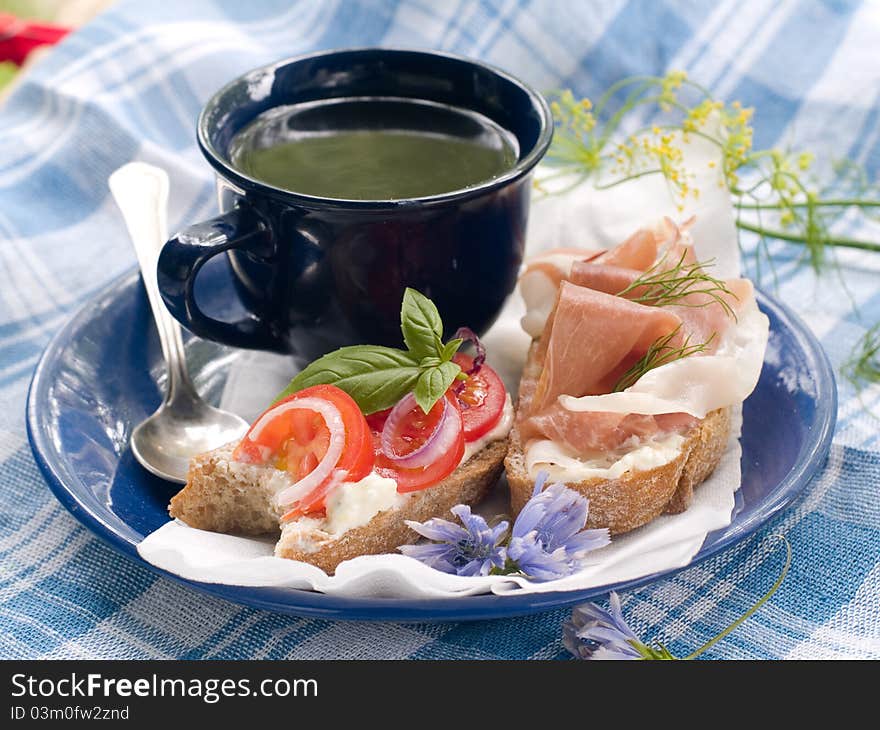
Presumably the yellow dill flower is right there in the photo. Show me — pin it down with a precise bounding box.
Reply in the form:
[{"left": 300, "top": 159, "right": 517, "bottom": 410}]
[{"left": 658, "top": 69, "right": 688, "bottom": 111}]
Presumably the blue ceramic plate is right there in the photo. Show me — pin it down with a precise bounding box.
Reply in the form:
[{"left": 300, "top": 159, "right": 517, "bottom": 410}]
[{"left": 27, "top": 265, "right": 836, "bottom": 621}]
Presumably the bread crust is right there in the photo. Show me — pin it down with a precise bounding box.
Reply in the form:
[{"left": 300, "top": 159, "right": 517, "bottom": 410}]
[
  {"left": 169, "top": 439, "right": 508, "bottom": 574},
  {"left": 169, "top": 445, "right": 282, "bottom": 535},
  {"left": 505, "top": 342, "right": 731, "bottom": 534}
]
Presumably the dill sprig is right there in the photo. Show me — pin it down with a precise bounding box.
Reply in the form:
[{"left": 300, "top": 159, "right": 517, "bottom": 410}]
[
  {"left": 843, "top": 323, "right": 880, "bottom": 393},
  {"left": 616, "top": 251, "right": 738, "bottom": 319},
  {"left": 613, "top": 327, "right": 715, "bottom": 392}
]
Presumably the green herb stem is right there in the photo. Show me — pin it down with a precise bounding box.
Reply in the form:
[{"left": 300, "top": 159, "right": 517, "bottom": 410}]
[
  {"left": 735, "top": 221, "right": 880, "bottom": 253},
  {"left": 843, "top": 321, "right": 880, "bottom": 394},
  {"left": 613, "top": 327, "right": 714, "bottom": 392},
  {"left": 736, "top": 199, "right": 880, "bottom": 210},
  {"left": 591, "top": 75, "right": 659, "bottom": 117},
  {"left": 593, "top": 168, "right": 667, "bottom": 190},
  {"left": 683, "top": 536, "right": 791, "bottom": 660},
  {"left": 616, "top": 251, "right": 737, "bottom": 317}
]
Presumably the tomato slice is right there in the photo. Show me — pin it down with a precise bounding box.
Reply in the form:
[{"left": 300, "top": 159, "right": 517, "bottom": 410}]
[
  {"left": 365, "top": 408, "right": 391, "bottom": 434},
  {"left": 371, "top": 394, "right": 465, "bottom": 493},
  {"left": 233, "top": 384, "right": 374, "bottom": 515},
  {"left": 450, "top": 354, "right": 506, "bottom": 441}
]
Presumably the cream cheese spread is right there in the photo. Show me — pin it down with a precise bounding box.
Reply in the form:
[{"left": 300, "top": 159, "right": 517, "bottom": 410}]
[
  {"left": 525, "top": 431, "right": 686, "bottom": 481},
  {"left": 323, "top": 473, "right": 406, "bottom": 535}
]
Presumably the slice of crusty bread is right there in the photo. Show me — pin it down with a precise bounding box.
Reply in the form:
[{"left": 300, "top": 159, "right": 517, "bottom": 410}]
[
  {"left": 169, "top": 439, "right": 508, "bottom": 574},
  {"left": 504, "top": 342, "right": 730, "bottom": 535},
  {"left": 169, "top": 444, "right": 285, "bottom": 535}
]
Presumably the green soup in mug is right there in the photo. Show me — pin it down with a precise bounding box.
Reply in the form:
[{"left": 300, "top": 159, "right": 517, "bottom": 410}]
[{"left": 229, "top": 97, "right": 519, "bottom": 200}]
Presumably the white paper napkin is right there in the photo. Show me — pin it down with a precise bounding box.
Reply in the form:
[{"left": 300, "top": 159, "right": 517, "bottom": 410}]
[{"left": 138, "top": 134, "right": 748, "bottom": 598}]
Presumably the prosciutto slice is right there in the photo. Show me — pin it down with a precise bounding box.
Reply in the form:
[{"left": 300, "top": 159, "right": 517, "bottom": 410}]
[
  {"left": 520, "top": 402, "right": 698, "bottom": 453},
  {"left": 517, "top": 217, "right": 766, "bottom": 457},
  {"left": 559, "top": 298, "right": 768, "bottom": 419},
  {"left": 593, "top": 227, "right": 659, "bottom": 269},
  {"left": 519, "top": 280, "right": 695, "bottom": 452},
  {"left": 530, "top": 282, "right": 682, "bottom": 412},
  {"left": 519, "top": 217, "right": 688, "bottom": 337},
  {"left": 569, "top": 261, "right": 646, "bottom": 297},
  {"left": 569, "top": 259, "right": 754, "bottom": 351}
]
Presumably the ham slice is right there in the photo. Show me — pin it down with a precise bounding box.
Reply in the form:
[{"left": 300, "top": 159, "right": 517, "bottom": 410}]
[
  {"left": 569, "top": 261, "right": 644, "bottom": 296},
  {"left": 516, "top": 216, "right": 765, "bottom": 459},
  {"left": 521, "top": 247, "right": 604, "bottom": 283},
  {"left": 664, "top": 277, "right": 753, "bottom": 347},
  {"left": 530, "top": 282, "right": 682, "bottom": 412},
  {"left": 570, "top": 253, "right": 754, "bottom": 353},
  {"left": 520, "top": 402, "right": 698, "bottom": 453},
  {"left": 520, "top": 218, "right": 689, "bottom": 337},
  {"left": 520, "top": 280, "right": 693, "bottom": 452},
  {"left": 519, "top": 248, "right": 603, "bottom": 338},
  {"left": 559, "top": 297, "right": 769, "bottom": 419},
  {"left": 594, "top": 227, "right": 658, "bottom": 269}
]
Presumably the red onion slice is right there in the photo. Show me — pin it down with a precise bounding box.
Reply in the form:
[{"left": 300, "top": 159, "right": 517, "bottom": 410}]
[
  {"left": 381, "top": 393, "right": 462, "bottom": 470},
  {"left": 453, "top": 327, "right": 486, "bottom": 375},
  {"left": 254, "top": 397, "right": 346, "bottom": 510}
]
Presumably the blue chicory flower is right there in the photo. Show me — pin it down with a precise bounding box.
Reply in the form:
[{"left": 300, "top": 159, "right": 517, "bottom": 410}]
[
  {"left": 506, "top": 471, "right": 611, "bottom": 581},
  {"left": 400, "top": 505, "right": 508, "bottom": 576},
  {"left": 562, "top": 591, "right": 647, "bottom": 660},
  {"left": 563, "top": 537, "right": 793, "bottom": 660}
]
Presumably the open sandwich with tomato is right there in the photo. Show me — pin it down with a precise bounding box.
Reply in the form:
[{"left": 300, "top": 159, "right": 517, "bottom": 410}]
[{"left": 169, "top": 289, "right": 513, "bottom": 573}]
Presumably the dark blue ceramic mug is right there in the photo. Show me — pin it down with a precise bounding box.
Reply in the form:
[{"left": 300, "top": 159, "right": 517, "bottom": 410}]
[{"left": 158, "top": 48, "right": 553, "bottom": 361}]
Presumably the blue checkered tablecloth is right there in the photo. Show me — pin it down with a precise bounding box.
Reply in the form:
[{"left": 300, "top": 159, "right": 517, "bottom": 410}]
[{"left": 1, "top": 0, "right": 878, "bottom": 660}]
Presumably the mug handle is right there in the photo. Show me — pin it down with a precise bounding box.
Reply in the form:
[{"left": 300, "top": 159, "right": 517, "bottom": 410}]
[{"left": 157, "top": 204, "right": 288, "bottom": 352}]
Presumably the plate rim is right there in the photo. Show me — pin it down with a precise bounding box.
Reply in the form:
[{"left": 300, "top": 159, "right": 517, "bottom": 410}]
[{"left": 26, "top": 268, "right": 837, "bottom": 622}]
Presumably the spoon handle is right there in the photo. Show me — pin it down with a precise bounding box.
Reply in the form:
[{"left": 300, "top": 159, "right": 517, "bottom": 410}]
[{"left": 109, "top": 162, "right": 197, "bottom": 403}]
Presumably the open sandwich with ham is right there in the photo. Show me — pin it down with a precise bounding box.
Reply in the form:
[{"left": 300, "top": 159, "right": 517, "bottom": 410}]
[{"left": 506, "top": 217, "right": 769, "bottom": 533}]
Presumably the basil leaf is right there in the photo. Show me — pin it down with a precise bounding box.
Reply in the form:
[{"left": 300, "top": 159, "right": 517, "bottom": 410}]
[
  {"left": 440, "top": 338, "right": 463, "bottom": 363},
  {"left": 401, "top": 287, "right": 443, "bottom": 359},
  {"left": 413, "top": 360, "right": 461, "bottom": 413},
  {"left": 274, "top": 289, "right": 466, "bottom": 417},
  {"left": 275, "top": 345, "right": 421, "bottom": 414}
]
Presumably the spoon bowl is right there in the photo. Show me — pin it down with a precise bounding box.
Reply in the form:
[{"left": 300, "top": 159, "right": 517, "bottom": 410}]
[{"left": 130, "top": 398, "right": 249, "bottom": 483}]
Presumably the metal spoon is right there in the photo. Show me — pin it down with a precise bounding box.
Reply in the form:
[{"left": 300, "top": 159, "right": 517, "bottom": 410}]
[{"left": 109, "top": 162, "right": 248, "bottom": 483}]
